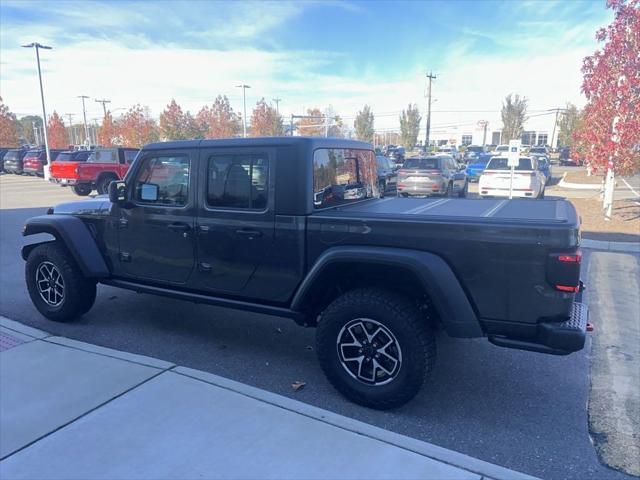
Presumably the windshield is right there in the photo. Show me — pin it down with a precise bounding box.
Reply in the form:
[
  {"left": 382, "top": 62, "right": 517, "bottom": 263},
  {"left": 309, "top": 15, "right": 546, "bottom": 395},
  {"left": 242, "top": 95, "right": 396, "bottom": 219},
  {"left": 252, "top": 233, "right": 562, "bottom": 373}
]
[
  {"left": 402, "top": 158, "right": 439, "bottom": 169},
  {"left": 486, "top": 157, "right": 533, "bottom": 171}
]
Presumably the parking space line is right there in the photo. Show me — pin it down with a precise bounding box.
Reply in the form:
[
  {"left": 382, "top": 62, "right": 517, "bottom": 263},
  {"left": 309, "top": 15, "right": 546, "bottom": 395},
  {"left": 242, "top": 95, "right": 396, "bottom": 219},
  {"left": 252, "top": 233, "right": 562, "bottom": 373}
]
[
  {"left": 482, "top": 200, "right": 508, "bottom": 217},
  {"left": 404, "top": 198, "right": 450, "bottom": 214},
  {"left": 621, "top": 178, "right": 640, "bottom": 198}
]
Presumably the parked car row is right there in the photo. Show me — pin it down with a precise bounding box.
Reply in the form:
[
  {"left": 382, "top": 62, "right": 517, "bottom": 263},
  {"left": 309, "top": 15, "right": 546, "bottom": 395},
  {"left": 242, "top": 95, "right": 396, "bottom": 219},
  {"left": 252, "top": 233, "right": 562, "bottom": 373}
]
[{"left": 1, "top": 146, "right": 139, "bottom": 197}]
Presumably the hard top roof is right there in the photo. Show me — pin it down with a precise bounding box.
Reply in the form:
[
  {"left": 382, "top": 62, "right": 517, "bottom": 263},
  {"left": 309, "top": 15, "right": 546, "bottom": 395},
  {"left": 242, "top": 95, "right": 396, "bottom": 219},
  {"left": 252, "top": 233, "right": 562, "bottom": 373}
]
[{"left": 142, "top": 136, "right": 372, "bottom": 151}]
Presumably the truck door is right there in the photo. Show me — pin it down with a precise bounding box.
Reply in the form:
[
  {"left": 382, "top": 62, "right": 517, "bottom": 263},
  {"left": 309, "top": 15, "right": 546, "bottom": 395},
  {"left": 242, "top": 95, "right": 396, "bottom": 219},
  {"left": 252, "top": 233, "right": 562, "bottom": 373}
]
[
  {"left": 117, "top": 149, "right": 196, "bottom": 284},
  {"left": 195, "top": 147, "right": 275, "bottom": 293}
]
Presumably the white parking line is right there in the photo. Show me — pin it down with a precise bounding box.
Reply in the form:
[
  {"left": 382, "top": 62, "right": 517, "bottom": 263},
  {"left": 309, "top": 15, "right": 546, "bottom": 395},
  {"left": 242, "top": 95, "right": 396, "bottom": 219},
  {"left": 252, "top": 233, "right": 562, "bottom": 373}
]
[
  {"left": 482, "top": 200, "right": 508, "bottom": 217},
  {"left": 404, "top": 198, "right": 451, "bottom": 215},
  {"left": 621, "top": 178, "right": 640, "bottom": 198}
]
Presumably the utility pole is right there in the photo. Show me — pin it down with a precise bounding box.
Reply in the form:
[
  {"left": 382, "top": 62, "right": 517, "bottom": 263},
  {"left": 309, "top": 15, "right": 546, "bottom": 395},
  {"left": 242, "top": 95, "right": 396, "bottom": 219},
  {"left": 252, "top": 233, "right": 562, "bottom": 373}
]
[
  {"left": 235, "top": 84, "right": 251, "bottom": 137},
  {"left": 550, "top": 108, "right": 561, "bottom": 149},
  {"left": 272, "top": 97, "right": 281, "bottom": 115},
  {"left": 77, "top": 95, "right": 90, "bottom": 145},
  {"left": 425, "top": 71, "right": 436, "bottom": 148},
  {"left": 32, "top": 121, "right": 40, "bottom": 146},
  {"left": 95, "top": 98, "right": 111, "bottom": 118},
  {"left": 478, "top": 120, "right": 489, "bottom": 146},
  {"left": 22, "top": 42, "right": 52, "bottom": 181},
  {"left": 65, "top": 113, "right": 75, "bottom": 145}
]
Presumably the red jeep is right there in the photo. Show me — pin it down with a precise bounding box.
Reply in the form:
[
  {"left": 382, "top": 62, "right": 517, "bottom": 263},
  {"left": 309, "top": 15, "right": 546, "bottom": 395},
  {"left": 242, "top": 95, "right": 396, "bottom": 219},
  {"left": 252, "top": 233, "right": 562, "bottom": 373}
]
[{"left": 50, "top": 148, "right": 139, "bottom": 196}]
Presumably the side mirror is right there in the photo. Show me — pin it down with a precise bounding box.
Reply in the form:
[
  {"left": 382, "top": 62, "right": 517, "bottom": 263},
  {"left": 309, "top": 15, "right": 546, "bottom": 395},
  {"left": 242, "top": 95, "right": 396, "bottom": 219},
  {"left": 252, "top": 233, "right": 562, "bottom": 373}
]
[
  {"left": 108, "top": 180, "right": 127, "bottom": 204},
  {"left": 140, "top": 183, "right": 159, "bottom": 202}
]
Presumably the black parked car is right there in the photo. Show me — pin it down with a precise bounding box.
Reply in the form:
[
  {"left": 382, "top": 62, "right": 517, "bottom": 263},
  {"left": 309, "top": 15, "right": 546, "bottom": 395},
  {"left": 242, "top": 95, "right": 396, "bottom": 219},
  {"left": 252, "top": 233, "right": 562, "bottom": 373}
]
[
  {"left": 376, "top": 155, "right": 397, "bottom": 196},
  {"left": 3, "top": 148, "right": 28, "bottom": 174},
  {"left": 21, "top": 137, "right": 588, "bottom": 409},
  {"left": 0, "top": 148, "right": 10, "bottom": 172}
]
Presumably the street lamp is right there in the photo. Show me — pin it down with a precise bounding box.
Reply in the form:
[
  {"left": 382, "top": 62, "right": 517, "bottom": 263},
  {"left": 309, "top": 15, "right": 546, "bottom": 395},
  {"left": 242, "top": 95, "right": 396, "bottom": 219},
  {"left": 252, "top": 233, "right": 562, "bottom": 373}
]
[
  {"left": 22, "top": 42, "right": 52, "bottom": 181},
  {"left": 236, "top": 84, "right": 251, "bottom": 137}
]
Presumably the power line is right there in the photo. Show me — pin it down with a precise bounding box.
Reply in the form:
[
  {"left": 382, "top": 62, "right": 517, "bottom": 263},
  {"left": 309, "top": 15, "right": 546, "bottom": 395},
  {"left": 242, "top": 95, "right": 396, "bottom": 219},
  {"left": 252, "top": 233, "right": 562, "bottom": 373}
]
[{"left": 95, "top": 98, "right": 111, "bottom": 118}]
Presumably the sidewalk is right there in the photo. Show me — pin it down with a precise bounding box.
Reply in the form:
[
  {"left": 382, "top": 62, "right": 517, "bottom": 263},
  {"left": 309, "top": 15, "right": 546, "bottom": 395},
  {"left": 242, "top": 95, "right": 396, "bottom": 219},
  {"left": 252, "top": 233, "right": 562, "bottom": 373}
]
[{"left": 0, "top": 316, "right": 536, "bottom": 480}]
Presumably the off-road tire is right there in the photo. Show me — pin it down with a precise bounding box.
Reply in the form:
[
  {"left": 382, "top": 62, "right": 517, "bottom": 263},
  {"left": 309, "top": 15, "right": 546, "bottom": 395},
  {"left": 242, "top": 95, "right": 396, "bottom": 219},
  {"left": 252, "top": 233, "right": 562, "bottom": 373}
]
[
  {"left": 72, "top": 184, "right": 92, "bottom": 196},
  {"left": 96, "top": 174, "right": 118, "bottom": 195},
  {"left": 25, "top": 242, "right": 97, "bottom": 322},
  {"left": 316, "top": 287, "right": 436, "bottom": 409}
]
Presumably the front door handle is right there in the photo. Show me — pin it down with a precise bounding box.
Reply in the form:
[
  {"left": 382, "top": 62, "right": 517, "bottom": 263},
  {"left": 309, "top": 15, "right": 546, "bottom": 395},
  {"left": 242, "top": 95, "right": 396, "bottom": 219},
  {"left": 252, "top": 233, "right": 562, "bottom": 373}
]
[
  {"left": 235, "top": 228, "right": 262, "bottom": 238},
  {"left": 168, "top": 222, "right": 191, "bottom": 232}
]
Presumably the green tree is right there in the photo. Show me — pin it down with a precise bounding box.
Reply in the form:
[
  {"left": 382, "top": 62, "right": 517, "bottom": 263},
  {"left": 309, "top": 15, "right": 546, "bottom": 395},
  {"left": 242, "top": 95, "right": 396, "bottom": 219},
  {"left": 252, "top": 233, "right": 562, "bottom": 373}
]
[
  {"left": 399, "top": 104, "right": 421, "bottom": 149},
  {"left": 18, "top": 115, "right": 43, "bottom": 144},
  {"left": 557, "top": 103, "right": 582, "bottom": 148},
  {"left": 501, "top": 94, "right": 528, "bottom": 141},
  {"left": 354, "top": 105, "right": 374, "bottom": 142}
]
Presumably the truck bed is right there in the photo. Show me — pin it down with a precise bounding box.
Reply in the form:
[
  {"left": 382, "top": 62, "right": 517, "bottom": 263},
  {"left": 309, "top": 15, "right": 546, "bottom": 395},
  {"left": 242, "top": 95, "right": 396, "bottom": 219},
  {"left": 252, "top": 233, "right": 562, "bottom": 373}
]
[{"left": 321, "top": 197, "right": 575, "bottom": 226}]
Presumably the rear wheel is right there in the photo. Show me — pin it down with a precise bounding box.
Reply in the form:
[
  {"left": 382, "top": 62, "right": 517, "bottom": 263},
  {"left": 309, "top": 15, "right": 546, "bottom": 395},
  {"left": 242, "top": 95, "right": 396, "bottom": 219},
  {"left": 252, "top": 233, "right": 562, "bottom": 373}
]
[
  {"left": 72, "top": 184, "right": 92, "bottom": 196},
  {"left": 316, "top": 288, "right": 436, "bottom": 409},
  {"left": 539, "top": 185, "right": 546, "bottom": 199},
  {"left": 25, "top": 242, "right": 97, "bottom": 322},
  {"left": 96, "top": 174, "right": 117, "bottom": 195},
  {"left": 445, "top": 182, "right": 453, "bottom": 197}
]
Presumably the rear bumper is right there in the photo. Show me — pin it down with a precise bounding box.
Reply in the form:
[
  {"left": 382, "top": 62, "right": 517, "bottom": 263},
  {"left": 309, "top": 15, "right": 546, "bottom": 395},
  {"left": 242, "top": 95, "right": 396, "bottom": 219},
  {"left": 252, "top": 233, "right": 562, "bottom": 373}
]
[
  {"left": 50, "top": 178, "right": 79, "bottom": 185},
  {"left": 489, "top": 302, "right": 589, "bottom": 355},
  {"left": 479, "top": 187, "right": 537, "bottom": 198},
  {"left": 397, "top": 183, "right": 446, "bottom": 195}
]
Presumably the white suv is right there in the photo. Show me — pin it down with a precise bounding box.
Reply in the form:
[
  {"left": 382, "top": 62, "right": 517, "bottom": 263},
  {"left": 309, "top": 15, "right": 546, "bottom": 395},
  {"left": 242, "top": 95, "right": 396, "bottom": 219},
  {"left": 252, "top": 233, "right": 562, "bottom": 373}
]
[{"left": 479, "top": 156, "right": 546, "bottom": 199}]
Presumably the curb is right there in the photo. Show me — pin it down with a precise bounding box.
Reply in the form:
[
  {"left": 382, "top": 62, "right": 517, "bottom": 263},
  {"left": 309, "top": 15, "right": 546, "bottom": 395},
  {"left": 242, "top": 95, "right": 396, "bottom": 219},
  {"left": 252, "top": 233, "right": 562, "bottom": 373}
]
[
  {"left": 558, "top": 172, "right": 602, "bottom": 190},
  {"left": 582, "top": 239, "right": 640, "bottom": 253},
  {"left": 175, "top": 366, "right": 538, "bottom": 480},
  {"left": 0, "top": 316, "right": 538, "bottom": 480}
]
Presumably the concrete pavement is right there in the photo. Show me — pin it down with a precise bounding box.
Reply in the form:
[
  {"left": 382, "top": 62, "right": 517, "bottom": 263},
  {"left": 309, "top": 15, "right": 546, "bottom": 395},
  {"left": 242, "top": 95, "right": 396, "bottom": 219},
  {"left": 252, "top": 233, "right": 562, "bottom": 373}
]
[{"left": 0, "top": 316, "right": 535, "bottom": 480}]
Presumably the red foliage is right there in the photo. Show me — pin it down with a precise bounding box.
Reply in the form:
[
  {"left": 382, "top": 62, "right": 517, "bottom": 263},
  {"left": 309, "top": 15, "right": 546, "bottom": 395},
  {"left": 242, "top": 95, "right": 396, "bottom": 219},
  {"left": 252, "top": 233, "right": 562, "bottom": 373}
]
[
  {"left": 0, "top": 97, "right": 20, "bottom": 147},
  {"left": 196, "top": 95, "right": 240, "bottom": 138},
  {"left": 98, "top": 112, "right": 118, "bottom": 147},
  {"left": 47, "top": 111, "right": 67, "bottom": 149},
  {"left": 118, "top": 105, "right": 159, "bottom": 148},
  {"left": 573, "top": 0, "right": 640, "bottom": 176}
]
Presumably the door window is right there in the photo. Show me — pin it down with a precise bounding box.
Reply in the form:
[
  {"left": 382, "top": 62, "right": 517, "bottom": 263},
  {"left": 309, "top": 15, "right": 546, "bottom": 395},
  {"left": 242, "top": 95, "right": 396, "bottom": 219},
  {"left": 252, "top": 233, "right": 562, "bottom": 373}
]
[
  {"left": 133, "top": 156, "right": 190, "bottom": 206},
  {"left": 206, "top": 154, "right": 269, "bottom": 210}
]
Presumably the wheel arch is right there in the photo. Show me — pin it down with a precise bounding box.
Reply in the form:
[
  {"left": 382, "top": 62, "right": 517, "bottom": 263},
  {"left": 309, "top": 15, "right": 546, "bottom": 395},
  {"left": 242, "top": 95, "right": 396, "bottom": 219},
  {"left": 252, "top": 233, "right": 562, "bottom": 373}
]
[
  {"left": 291, "top": 246, "right": 482, "bottom": 338},
  {"left": 22, "top": 215, "right": 110, "bottom": 278}
]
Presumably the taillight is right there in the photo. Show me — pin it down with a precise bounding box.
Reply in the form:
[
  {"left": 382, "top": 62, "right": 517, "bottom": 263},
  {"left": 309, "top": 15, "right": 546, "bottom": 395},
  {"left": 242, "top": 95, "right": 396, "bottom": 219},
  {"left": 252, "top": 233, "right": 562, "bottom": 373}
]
[
  {"left": 555, "top": 284, "right": 580, "bottom": 293},
  {"left": 558, "top": 253, "right": 582, "bottom": 263}
]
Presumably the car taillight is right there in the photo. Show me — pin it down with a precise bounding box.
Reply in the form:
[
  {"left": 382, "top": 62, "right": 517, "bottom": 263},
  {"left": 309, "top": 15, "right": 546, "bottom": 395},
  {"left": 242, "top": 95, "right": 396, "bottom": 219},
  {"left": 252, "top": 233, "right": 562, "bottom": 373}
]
[
  {"left": 548, "top": 250, "right": 582, "bottom": 293},
  {"left": 558, "top": 253, "right": 582, "bottom": 263}
]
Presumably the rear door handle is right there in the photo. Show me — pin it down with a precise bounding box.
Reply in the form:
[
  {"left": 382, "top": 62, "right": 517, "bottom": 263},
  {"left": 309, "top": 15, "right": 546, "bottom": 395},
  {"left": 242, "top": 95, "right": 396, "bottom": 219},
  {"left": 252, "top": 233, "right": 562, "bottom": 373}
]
[
  {"left": 235, "top": 229, "right": 262, "bottom": 238},
  {"left": 168, "top": 222, "right": 191, "bottom": 232}
]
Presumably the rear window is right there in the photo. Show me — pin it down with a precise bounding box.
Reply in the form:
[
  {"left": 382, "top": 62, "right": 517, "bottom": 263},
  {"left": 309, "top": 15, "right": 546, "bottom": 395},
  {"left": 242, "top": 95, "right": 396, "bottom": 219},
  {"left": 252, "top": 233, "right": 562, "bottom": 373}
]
[
  {"left": 88, "top": 150, "right": 117, "bottom": 163},
  {"left": 466, "top": 146, "right": 484, "bottom": 153},
  {"left": 495, "top": 146, "right": 508, "bottom": 152},
  {"left": 4, "top": 151, "right": 21, "bottom": 160},
  {"left": 402, "top": 158, "right": 439, "bottom": 170},
  {"left": 24, "top": 150, "right": 41, "bottom": 159},
  {"left": 73, "top": 151, "right": 91, "bottom": 161},
  {"left": 124, "top": 150, "right": 139, "bottom": 164},
  {"left": 486, "top": 157, "right": 533, "bottom": 171},
  {"left": 56, "top": 152, "right": 73, "bottom": 161},
  {"left": 530, "top": 147, "right": 546, "bottom": 154},
  {"left": 313, "top": 148, "right": 378, "bottom": 209}
]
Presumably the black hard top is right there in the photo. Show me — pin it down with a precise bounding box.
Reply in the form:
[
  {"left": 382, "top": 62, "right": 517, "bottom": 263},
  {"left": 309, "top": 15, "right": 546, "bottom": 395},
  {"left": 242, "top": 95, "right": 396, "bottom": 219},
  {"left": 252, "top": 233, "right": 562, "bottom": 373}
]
[{"left": 143, "top": 137, "right": 372, "bottom": 151}]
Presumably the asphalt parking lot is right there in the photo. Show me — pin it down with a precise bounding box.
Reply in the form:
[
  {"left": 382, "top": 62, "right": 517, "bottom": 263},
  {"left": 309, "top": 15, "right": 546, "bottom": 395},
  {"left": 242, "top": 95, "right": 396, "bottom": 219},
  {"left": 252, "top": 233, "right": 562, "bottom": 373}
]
[{"left": 0, "top": 172, "right": 636, "bottom": 480}]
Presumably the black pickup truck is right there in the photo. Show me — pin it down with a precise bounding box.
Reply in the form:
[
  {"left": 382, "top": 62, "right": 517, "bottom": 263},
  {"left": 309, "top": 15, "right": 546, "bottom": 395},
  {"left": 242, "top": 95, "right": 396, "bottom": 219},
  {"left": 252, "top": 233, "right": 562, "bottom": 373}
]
[{"left": 22, "top": 137, "right": 588, "bottom": 409}]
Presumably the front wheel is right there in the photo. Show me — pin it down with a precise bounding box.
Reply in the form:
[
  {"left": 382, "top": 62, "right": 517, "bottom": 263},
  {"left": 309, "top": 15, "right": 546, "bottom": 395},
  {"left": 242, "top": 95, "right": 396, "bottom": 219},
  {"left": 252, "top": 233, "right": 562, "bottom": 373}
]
[
  {"left": 316, "top": 288, "right": 436, "bottom": 409},
  {"left": 26, "top": 242, "right": 97, "bottom": 322}
]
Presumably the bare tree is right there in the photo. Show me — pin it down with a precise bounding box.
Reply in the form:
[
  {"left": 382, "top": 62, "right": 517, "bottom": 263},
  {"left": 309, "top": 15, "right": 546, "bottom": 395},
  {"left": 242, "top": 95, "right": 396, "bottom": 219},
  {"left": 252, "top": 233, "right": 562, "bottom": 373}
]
[{"left": 501, "top": 94, "right": 528, "bottom": 141}]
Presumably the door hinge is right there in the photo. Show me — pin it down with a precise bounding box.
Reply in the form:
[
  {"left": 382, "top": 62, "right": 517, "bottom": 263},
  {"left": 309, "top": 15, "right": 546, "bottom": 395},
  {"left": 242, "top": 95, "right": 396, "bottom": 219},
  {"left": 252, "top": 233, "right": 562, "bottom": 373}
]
[
  {"left": 198, "top": 262, "right": 212, "bottom": 272},
  {"left": 119, "top": 252, "right": 131, "bottom": 262}
]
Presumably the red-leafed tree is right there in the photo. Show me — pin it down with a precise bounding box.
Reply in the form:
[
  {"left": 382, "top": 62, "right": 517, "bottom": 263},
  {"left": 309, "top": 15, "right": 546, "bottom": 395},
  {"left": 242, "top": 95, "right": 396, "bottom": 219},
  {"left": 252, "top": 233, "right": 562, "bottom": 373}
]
[
  {"left": 297, "top": 108, "right": 325, "bottom": 136},
  {"left": 196, "top": 95, "right": 241, "bottom": 138},
  {"left": 250, "top": 98, "right": 284, "bottom": 136},
  {"left": 573, "top": 0, "right": 640, "bottom": 177},
  {"left": 118, "top": 105, "right": 159, "bottom": 148},
  {"left": 0, "top": 97, "right": 21, "bottom": 147},
  {"left": 47, "top": 111, "right": 67, "bottom": 148},
  {"left": 159, "top": 99, "right": 201, "bottom": 140},
  {"left": 98, "top": 112, "right": 118, "bottom": 147}
]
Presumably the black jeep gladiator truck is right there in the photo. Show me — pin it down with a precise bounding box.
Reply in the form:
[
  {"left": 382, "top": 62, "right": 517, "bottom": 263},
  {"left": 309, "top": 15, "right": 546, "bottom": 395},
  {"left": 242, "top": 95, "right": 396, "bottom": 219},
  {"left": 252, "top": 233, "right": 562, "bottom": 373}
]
[{"left": 22, "top": 137, "right": 588, "bottom": 409}]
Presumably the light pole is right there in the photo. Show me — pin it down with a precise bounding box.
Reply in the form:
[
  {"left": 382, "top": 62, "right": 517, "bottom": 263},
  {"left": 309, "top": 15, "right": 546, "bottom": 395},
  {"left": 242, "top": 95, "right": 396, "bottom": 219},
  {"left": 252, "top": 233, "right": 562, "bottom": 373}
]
[
  {"left": 236, "top": 84, "right": 251, "bottom": 137},
  {"left": 65, "top": 113, "right": 75, "bottom": 145},
  {"left": 77, "top": 95, "right": 90, "bottom": 146},
  {"left": 425, "top": 71, "right": 436, "bottom": 148},
  {"left": 22, "top": 42, "right": 52, "bottom": 181},
  {"left": 95, "top": 98, "right": 111, "bottom": 118}
]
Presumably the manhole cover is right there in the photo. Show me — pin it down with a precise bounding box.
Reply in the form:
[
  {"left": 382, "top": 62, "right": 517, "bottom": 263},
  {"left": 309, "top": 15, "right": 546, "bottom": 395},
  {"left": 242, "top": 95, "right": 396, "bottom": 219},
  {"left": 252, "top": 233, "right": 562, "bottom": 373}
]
[{"left": 0, "top": 331, "right": 27, "bottom": 352}]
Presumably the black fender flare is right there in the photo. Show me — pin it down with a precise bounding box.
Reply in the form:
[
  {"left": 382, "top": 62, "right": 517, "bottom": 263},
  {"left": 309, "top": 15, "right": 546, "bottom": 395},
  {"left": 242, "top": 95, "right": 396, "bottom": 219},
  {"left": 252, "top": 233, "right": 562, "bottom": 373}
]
[
  {"left": 291, "top": 246, "right": 483, "bottom": 338},
  {"left": 22, "top": 215, "right": 110, "bottom": 278}
]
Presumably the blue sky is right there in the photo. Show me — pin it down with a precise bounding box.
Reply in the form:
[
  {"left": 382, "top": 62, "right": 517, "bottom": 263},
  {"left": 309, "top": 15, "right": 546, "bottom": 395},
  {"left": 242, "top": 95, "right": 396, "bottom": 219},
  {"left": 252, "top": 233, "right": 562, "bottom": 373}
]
[{"left": 0, "top": 1, "right": 612, "bottom": 133}]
